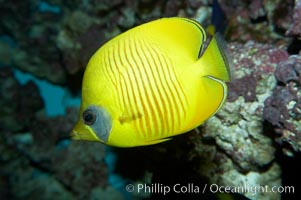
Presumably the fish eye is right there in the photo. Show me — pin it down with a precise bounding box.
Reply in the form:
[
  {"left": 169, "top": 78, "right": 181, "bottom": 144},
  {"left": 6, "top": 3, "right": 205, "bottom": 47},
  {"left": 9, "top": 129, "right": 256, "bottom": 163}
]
[{"left": 82, "top": 109, "right": 97, "bottom": 125}]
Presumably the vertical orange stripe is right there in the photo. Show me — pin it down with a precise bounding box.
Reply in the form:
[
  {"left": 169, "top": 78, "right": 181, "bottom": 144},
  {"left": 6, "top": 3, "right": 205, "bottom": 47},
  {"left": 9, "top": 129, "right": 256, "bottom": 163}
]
[
  {"left": 110, "top": 45, "right": 125, "bottom": 112},
  {"left": 147, "top": 45, "right": 174, "bottom": 135},
  {"left": 133, "top": 39, "right": 159, "bottom": 137},
  {"left": 140, "top": 40, "right": 168, "bottom": 137},
  {"left": 152, "top": 48, "right": 181, "bottom": 131},
  {"left": 105, "top": 35, "right": 187, "bottom": 141},
  {"left": 137, "top": 40, "right": 164, "bottom": 137},
  {"left": 113, "top": 43, "right": 130, "bottom": 119},
  {"left": 164, "top": 56, "right": 187, "bottom": 120},
  {"left": 123, "top": 39, "right": 148, "bottom": 139},
  {"left": 127, "top": 38, "right": 152, "bottom": 138},
  {"left": 163, "top": 58, "right": 181, "bottom": 129},
  {"left": 118, "top": 40, "right": 137, "bottom": 124},
  {"left": 104, "top": 48, "right": 117, "bottom": 88}
]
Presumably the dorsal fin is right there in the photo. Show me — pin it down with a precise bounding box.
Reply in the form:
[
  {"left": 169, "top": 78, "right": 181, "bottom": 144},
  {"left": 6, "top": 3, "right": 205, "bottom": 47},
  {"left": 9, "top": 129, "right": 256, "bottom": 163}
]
[{"left": 133, "top": 17, "right": 207, "bottom": 60}]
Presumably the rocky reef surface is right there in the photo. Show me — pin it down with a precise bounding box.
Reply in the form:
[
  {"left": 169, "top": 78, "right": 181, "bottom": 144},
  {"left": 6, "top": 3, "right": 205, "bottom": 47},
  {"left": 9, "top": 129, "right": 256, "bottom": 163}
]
[
  {"left": 193, "top": 41, "right": 289, "bottom": 200},
  {"left": 1, "top": 0, "right": 301, "bottom": 200},
  {"left": 0, "top": 68, "right": 115, "bottom": 199},
  {"left": 264, "top": 55, "right": 301, "bottom": 156}
]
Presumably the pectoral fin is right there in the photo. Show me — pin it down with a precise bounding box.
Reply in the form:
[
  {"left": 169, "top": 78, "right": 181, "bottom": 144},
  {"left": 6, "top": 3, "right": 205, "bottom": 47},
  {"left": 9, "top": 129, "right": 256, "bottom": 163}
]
[{"left": 118, "top": 107, "right": 143, "bottom": 124}]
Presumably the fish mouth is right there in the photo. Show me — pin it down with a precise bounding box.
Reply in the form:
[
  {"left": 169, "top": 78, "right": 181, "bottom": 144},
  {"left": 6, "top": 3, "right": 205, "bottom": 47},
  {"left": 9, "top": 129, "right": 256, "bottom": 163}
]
[
  {"left": 70, "top": 129, "right": 81, "bottom": 140},
  {"left": 70, "top": 125, "right": 102, "bottom": 142}
]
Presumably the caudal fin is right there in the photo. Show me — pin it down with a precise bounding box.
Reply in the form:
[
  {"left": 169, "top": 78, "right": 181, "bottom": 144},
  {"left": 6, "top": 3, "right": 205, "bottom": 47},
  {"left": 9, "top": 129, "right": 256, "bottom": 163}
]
[{"left": 199, "top": 33, "right": 233, "bottom": 82}]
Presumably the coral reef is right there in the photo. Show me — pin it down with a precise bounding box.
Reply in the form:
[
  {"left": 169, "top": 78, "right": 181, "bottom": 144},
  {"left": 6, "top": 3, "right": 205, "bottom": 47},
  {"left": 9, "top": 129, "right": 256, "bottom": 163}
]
[
  {"left": 218, "top": 0, "right": 297, "bottom": 45},
  {"left": 286, "top": 0, "right": 301, "bottom": 37},
  {"left": 0, "top": 0, "right": 212, "bottom": 86},
  {"left": 0, "top": 67, "right": 44, "bottom": 132},
  {"left": 0, "top": 68, "right": 113, "bottom": 199},
  {"left": 189, "top": 42, "right": 288, "bottom": 200},
  {"left": 0, "top": 1, "right": 67, "bottom": 83},
  {"left": 264, "top": 55, "right": 301, "bottom": 156}
]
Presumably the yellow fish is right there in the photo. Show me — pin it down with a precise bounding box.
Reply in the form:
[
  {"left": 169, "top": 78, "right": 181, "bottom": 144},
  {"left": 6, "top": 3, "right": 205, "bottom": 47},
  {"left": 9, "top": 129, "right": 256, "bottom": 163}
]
[{"left": 71, "top": 17, "right": 232, "bottom": 147}]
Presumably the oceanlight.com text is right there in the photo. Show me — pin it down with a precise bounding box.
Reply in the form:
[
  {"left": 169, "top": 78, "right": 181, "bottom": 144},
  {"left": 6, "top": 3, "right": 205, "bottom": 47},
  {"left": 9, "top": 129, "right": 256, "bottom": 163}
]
[{"left": 125, "top": 183, "right": 295, "bottom": 196}]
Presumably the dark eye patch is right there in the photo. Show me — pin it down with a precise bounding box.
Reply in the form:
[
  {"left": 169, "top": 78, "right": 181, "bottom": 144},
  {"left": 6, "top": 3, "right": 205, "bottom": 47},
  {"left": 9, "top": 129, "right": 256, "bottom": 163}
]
[{"left": 82, "top": 105, "right": 112, "bottom": 143}]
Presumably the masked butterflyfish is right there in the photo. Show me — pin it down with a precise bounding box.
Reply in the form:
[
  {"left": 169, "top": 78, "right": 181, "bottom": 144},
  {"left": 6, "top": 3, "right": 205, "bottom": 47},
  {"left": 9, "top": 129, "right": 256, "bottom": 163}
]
[{"left": 71, "top": 17, "right": 232, "bottom": 147}]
